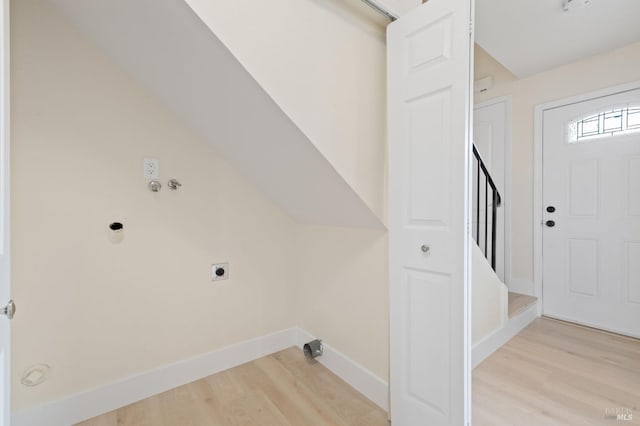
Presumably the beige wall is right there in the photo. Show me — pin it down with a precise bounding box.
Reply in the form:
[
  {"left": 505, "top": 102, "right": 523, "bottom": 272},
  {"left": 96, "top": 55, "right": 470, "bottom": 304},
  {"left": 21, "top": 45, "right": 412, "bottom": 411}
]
[
  {"left": 10, "top": 0, "right": 299, "bottom": 410},
  {"left": 471, "top": 245, "right": 506, "bottom": 345},
  {"left": 11, "top": 0, "right": 390, "bottom": 411},
  {"left": 293, "top": 226, "right": 389, "bottom": 380},
  {"left": 474, "top": 43, "right": 640, "bottom": 292},
  {"left": 183, "top": 0, "right": 388, "bottom": 223}
]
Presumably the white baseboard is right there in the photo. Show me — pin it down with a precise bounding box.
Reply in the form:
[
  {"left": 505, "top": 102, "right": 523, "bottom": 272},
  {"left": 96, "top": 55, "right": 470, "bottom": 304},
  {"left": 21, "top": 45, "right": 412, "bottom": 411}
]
[
  {"left": 294, "top": 328, "right": 388, "bottom": 411},
  {"left": 13, "top": 327, "right": 389, "bottom": 425},
  {"left": 472, "top": 301, "right": 539, "bottom": 369},
  {"left": 12, "top": 328, "right": 297, "bottom": 426}
]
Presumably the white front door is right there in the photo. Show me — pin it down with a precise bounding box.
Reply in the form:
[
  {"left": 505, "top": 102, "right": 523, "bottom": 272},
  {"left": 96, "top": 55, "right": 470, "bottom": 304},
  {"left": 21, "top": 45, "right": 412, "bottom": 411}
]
[
  {"left": 0, "top": 0, "right": 11, "bottom": 423},
  {"left": 542, "top": 88, "right": 640, "bottom": 337},
  {"left": 473, "top": 99, "right": 507, "bottom": 282},
  {"left": 387, "top": 0, "right": 473, "bottom": 423}
]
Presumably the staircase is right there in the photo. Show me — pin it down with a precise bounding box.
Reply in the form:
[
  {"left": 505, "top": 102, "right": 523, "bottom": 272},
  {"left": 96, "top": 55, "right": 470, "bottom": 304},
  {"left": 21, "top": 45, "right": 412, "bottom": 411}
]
[
  {"left": 472, "top": 145, "right": 501, "bottom": 271},
  {"left": 471, "top": 144, "right": 508, "bottom": 347},
  {"left": 471, "top": 143, "right": 539, "bottom": 367}
]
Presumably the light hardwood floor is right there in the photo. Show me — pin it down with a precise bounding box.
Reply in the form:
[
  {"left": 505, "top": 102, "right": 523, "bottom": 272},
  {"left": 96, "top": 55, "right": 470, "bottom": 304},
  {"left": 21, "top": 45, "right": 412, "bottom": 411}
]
[
  {"left": 473, "top": 317, "right": 640, "bottom": 425},
  {"left": 507, "top": 292, "right": 538, "bottom": 318},
  {"left": 77, "top": 347, "right": 388, "bottom": 426},
  {"left": 79, "top": 318, "right": 639, "bottom": 425}
]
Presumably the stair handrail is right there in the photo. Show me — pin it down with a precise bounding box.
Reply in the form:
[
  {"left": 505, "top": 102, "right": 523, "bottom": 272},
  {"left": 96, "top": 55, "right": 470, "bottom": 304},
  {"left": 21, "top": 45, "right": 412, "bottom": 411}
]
[{"left": 472, "top": 145, "right": 502, "bottom": 207}]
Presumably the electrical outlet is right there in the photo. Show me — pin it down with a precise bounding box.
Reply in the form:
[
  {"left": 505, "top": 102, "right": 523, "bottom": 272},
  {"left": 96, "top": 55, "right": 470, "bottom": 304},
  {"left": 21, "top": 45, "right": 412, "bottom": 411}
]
[
  {"left": 211, "top": 263, "right": 229, "bottom": 281},
  {"left": 143, "top": 158, "right": 159, "bottom": 179}
]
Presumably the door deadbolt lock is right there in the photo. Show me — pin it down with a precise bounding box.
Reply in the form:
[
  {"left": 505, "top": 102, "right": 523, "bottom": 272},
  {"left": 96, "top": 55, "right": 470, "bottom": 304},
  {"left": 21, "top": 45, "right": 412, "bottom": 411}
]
[{"left": 546, "top": 206, "right": 556, "bottom": 213}]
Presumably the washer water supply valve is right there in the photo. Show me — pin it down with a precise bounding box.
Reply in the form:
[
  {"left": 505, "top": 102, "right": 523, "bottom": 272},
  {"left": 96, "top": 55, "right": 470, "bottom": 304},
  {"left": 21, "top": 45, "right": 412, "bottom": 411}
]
[{"left": 168, "top": 179, "right": 182, "bottom": 190}]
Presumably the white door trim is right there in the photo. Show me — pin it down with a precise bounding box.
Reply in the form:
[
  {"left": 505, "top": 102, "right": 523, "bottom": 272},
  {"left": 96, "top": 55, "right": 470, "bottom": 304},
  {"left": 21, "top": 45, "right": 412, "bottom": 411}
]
[
  {"left": 533, "top": 80, "right": 640, "bottom": 316},
  {"left": 474, "top": 95, "right": 512, "bottom": 286},
  {"left": 0, "top": 0, "right": 10, "bottom": 423}
]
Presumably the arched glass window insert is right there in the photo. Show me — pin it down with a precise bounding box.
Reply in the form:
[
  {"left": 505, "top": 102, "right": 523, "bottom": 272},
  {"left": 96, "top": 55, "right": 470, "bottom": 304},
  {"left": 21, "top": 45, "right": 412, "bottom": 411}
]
[{"left": 568, "top": 105, "right": 640, "bottom": 143}]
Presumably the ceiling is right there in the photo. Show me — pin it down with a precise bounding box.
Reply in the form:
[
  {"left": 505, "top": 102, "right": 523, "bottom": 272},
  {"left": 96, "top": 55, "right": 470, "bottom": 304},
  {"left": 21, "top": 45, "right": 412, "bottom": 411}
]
[{"left": 476, "top": 0, "right": 640, "bottom": 78}]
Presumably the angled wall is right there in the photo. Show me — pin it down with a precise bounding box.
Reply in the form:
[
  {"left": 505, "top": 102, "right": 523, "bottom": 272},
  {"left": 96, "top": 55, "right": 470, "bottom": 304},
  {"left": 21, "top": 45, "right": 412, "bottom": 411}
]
[
  {"left": 12, "top": 0, "right": 392, "bottom": 415},
  {"left": 48, "top": 0, "right": 386, "bottom": 228},
  {"left": 183, "top": 0, "right": 414, "bottom": 223}
]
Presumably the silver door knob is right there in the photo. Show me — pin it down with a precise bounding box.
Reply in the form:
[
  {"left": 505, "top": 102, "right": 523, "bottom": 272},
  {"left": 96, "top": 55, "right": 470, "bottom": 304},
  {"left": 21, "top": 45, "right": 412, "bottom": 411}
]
[{"left": 1, "top": 300, "right": 15, "bottom": 320}]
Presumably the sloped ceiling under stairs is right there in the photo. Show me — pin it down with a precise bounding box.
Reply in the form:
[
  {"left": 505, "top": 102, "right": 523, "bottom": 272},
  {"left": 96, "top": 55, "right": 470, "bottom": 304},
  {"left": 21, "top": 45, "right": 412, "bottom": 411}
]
[{"left": 47, "top": 0, "right": 384, "bottom": 229}]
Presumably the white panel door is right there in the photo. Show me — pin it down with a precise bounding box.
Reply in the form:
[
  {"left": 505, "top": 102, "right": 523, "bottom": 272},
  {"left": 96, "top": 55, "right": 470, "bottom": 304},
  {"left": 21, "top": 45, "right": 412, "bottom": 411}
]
[
  {"left": 0, "top": 0, "right": 10, "bottom": 423},
  {"left": 473, "top": 100, "right": 506, "bottom": 281},
  {"left": 542, "top": 88, "right": 640, "bottom": 337},
  {"left": 387, "top": 0, "right": 473, "bottom": 423}
]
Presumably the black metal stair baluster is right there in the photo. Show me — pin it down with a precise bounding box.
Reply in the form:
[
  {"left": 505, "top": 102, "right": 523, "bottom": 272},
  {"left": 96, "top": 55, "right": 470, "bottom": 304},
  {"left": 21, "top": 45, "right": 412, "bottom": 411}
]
[
  {"left": 472, "top": 144, "right": 502, "bottom": 273},
  {"left": 491, "top": 188, "right": 498, "bottom": 270},
  {"left": 484, "top": 176, "right": 488, "bottom": 257},
  {"left": 476, "top": 159, "right": 480, "bottom": 244}
]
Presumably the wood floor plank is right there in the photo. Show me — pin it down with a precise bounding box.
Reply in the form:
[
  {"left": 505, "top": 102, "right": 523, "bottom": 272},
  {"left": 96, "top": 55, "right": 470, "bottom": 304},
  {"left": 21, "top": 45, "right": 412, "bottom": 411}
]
[
  {"left": 271, "top": 349, "right": 382, "bottom": 424},
  {"left": 508, "top": 292, "right": 538, "bottom": 318},
  {"left": 80, "top": 317, "right": 639, "bottom": 425},
  {"left": 234, "top": 355, "right": 331, "bottom": 426},
  {"left": 473, "top": 317, "right": 640, "bottom": 425},
  {"left": 77, "top": 347, "right": 387, "bottom": 426}
]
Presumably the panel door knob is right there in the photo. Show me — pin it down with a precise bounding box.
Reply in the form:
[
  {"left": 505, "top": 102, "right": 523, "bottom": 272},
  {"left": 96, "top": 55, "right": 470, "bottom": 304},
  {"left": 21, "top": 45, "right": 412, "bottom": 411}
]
[
  {"left": 421, "top": 245, "right": 430, "bottom": 254},
  {"left": 1, "top": 300, "right": 15, "bottom": 320},
  {"left": 545, "top": 220, "right": 556, "bottom": 227}
]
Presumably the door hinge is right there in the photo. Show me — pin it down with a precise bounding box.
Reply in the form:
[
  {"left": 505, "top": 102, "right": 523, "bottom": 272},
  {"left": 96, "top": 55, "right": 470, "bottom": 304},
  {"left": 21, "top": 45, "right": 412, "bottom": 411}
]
[{"left": 469, "top": 20, "right": 473, "bottom": 35}]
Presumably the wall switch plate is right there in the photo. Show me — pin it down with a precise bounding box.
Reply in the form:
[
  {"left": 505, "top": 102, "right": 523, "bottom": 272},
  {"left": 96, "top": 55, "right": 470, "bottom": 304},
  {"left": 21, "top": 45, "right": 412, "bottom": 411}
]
[
  {"left": 143, "top": 158, "right": 159, "bottom": 179},
  {"left": 211, "top": 263, "right": 229, "bottom": 281}
]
